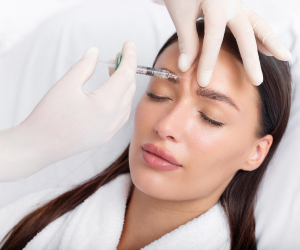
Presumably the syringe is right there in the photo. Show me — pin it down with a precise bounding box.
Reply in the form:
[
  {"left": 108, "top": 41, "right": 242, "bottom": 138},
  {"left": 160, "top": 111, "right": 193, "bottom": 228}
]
[{"left": 97, "top": 54, "right": 186, "bottom": 81}]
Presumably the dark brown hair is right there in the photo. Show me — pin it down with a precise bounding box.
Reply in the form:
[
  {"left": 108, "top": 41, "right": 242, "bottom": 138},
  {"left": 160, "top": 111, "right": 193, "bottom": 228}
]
[{"left": 0, "top": 20, "right": 291, "bottom": 250}]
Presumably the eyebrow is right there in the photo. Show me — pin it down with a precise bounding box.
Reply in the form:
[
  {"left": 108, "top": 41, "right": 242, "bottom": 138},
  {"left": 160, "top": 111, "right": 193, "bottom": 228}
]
[
  {"left": 196, "top": 88, "right": 240, "bottom": 111},
  {"left": 156, "top": 67, "right": 240, "bottom": 112}
]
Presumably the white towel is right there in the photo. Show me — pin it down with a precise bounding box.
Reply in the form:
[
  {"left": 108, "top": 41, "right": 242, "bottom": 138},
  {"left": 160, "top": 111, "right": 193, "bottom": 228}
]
[{"left": 0, "top": 173, "right": 230, "bottom": 249}]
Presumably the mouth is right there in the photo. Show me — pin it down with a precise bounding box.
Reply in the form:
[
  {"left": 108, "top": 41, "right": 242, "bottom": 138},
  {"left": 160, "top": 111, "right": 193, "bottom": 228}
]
[{"left": 141, "top": 143, "right": 182, "bottom": 171}]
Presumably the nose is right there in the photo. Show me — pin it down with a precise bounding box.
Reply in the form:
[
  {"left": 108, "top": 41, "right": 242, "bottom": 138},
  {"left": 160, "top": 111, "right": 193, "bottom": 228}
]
[{"left": 155, "top": 102, "right": 190, "bottom": 142}]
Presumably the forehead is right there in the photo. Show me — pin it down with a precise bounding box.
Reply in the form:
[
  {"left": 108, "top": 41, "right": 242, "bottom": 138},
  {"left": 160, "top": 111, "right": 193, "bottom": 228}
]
[{"left": 153, "top": 42, "right": 259, "bottom": 113}]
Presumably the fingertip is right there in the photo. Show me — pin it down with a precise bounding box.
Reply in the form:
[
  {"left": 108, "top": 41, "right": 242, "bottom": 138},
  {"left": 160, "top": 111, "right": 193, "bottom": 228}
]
[
  {"left": 254, "top": 77, "right": 263, "bottom": 86},
  {"left": 123, "top": 40, "right": 137, "bottom": 53},
  {"left": 263, "top": 51, "right": 273, "bottom": 57},
  {"left": 251, "top": 71, "right": 264, "bottom": 86},
  {"left": 198, "top": 80, "right": 209, "bottom": 88},
  {"left": 255, "top": 82, "right": 262, "bottom": 86},
  {"left": 197, "top": 71, "right": 212, "bottom": 88},
  {"left": 178, "top": 53, "right": 191, "bottom": 72},
  {"left": 282, "top": 48, "right": 292, "bottom": 61},
  {"left": 119, "top": 41, "right": 138, "bottom": 72},
  {"left": 268, "top": 38, "right": 292, "bottom": 61},
  {"left": 69, "top": 46, "right": 100, "bottom": 88},
  {"left": 82, "top": 46, "right": 100, "bottom": 59},
  {"left": 243, "top": 59, "right": 264, "bottom": 86},
  {"left": 128, "top": 40, "right": 136, "bottom": 50}
]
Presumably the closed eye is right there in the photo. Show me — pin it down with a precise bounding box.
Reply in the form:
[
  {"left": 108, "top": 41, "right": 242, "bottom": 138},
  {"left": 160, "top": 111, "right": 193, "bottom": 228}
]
[
  {"left": 146, "top": 92, "right": 224, "bottom": 127},
  {"left": 199, "top": 112, "right": 223, "bottom": 127},
  {"left": 147, "top": 92, "right": 169, "bottom": 102}
]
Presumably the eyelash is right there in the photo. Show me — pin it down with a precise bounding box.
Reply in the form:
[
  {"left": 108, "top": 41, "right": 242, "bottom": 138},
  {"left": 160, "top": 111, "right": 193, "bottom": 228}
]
[{"left": 146, "top": 92, "right": 224, "bottom": 127}]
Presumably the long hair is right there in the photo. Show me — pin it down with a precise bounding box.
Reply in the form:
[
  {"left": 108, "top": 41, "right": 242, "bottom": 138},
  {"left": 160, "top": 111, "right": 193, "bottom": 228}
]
[{"left": 0, "top": 20, "right": 291, "bottom": 250}]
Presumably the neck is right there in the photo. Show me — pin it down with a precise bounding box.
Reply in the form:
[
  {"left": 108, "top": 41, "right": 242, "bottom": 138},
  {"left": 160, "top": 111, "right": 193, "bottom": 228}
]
[{"left": 118, "top": 183, "right": 218, "bottom": 250}]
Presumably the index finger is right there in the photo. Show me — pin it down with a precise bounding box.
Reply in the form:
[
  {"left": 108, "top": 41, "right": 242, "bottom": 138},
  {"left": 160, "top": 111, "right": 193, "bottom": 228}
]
[{"left": 197, "top": 9, "right": 227, "bottom": 87}]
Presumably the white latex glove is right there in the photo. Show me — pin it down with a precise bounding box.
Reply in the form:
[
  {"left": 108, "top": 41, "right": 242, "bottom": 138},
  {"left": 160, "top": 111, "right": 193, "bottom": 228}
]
[
  {"left": 0, "top": 41, "right": 137, "bottom": 182},
  {"left": 164, "top": 0, "right": 292, "bottom": 87}
]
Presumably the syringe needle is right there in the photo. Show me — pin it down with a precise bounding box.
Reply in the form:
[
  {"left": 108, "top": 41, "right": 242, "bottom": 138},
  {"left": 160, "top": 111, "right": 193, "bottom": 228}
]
[{"left": 97, "top": 60, "right": 116, "bottom": 67}]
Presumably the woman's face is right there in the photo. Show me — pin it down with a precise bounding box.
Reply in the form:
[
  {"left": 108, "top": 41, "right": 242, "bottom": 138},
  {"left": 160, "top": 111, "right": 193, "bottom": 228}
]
[{"left": 129, "top": 41, "right": 262, "bottom": 202}]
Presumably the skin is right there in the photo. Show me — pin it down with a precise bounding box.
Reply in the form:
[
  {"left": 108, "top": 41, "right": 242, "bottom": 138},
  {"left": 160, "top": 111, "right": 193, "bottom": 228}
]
[{"left": 117, "top": 42, "right": 273, "bottom": 250}]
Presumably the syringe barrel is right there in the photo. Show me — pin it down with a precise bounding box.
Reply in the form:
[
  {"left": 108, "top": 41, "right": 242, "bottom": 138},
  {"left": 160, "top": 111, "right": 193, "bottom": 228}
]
[
  {"left": 114, "top": 54, "right": 171, "bottom": 79},
  {"left": 136, "top": 66, "right": 169, "bottom": 78}
]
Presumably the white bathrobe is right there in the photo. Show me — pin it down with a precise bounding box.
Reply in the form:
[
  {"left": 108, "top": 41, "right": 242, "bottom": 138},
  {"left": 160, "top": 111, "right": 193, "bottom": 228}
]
[{"left": 0, "top": 173, "right": 230, "bottom": 249}]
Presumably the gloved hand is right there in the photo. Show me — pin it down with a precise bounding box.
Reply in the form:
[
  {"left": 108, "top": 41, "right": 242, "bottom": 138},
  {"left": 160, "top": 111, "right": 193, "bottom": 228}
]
[
  {"left": 164, "top": 0, "right": 292, "bottom": 87},
  {"left": 0, "top": 41, "right": 137, "bottom": 182}
]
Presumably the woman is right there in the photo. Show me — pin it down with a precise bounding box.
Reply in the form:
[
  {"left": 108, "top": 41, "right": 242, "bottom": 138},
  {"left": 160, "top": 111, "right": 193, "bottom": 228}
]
[{"left": 0, "top": 20, "right": 291, "bottom": 249}]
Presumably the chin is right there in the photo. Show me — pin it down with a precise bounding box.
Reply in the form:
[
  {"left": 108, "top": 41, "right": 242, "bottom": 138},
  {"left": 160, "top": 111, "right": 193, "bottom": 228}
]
[{"left": 129, "top": 167, "right": 185, "bottom": 201}]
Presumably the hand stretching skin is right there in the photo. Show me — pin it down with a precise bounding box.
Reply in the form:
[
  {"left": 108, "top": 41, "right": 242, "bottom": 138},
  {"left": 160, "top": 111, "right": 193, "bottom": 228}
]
[
  {"left": 0, "top": 41, "right": 137, "bottom": 182},
  {"left": 164, "top": 0, "right": 292, "bottom": 87}
]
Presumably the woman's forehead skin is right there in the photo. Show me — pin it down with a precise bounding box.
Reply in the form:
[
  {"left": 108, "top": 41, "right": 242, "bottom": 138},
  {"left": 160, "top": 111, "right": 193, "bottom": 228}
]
[{"left": 153, "top": 42, "right": 259, "bottom": 114}]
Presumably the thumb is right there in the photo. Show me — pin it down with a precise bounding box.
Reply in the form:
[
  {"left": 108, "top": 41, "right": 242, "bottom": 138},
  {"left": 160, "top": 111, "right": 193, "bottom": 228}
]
[
  {"left": 97, "top": 41, "right": 137, "bottom": 98},
  {"left": 57, "top": 46, "right": 100, "bottom": 89}
]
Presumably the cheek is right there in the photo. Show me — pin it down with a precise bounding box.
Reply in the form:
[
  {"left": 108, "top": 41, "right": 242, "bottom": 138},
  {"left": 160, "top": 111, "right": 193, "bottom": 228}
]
[
  {"left": 129, "top": 97, "right": 164, "bottom": 197},
  {"left": 186, "top": 101, "right": 258, "bottom": 170},
  {"left": 129, "top": 96, "right": 154, "bottom": 166},
  {"left": 187, "top": 120, "right": 253, "bottom": 173},
  {"left": 181, "top": 121, "right": 255, "bottom": 198},
  {"left": 132, "top": 96, "right": 154, "bottom": 137}
]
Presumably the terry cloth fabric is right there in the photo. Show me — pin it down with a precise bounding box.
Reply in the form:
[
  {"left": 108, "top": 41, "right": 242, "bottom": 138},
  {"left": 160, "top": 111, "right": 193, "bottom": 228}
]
[{"left": 0, "top": 173, "right": 230, "bottom": 249}]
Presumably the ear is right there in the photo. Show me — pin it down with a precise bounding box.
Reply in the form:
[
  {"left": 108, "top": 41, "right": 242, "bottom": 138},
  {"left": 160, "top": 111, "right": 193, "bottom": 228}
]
[{"left": 241, "top": 134, "right": 273, "bottom": 171}]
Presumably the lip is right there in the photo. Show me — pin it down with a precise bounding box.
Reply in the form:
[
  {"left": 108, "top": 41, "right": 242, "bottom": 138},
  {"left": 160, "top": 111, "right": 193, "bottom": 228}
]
[{"left": 142, "top": 143, "right": 182, "bottom": 167}]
